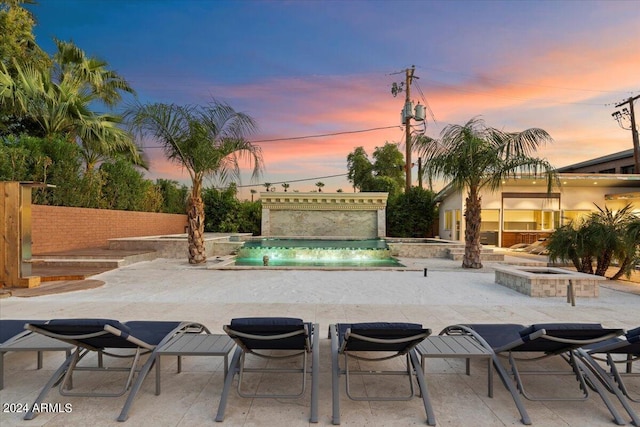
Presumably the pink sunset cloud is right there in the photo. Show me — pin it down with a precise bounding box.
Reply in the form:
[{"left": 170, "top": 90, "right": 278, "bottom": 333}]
[{"left": 137, "top": 21, "right": 638, "bottom": 198}]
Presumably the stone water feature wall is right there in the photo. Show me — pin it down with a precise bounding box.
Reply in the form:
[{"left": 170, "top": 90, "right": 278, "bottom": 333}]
[{"left": 260, "top": 192, "right": 388, "bottom": 238}]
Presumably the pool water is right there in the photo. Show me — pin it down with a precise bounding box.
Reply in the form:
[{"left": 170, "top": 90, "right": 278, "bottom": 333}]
[{"left": 235, "top": 238, "right": 404, "bottom": 267}]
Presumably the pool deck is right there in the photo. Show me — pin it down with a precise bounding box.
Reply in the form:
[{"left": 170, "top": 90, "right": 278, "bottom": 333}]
[{"left": 1, "top": 255, "right": 638, "bottom": 426}]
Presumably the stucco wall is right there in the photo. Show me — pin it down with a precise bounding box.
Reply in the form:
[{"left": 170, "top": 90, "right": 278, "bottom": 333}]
[{"left": 31, "top": 205, "right": 187, "bottom": 254}]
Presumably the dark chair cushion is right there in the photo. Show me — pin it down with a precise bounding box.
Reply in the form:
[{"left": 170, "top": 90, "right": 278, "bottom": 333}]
[
  {"left": 124, "top": 321, "right": 182, "bottom": 346},
  {"left": 0, "top": 320, "right": 45, "bottom": 344},
  {"left": 519, "top": 323, "right": 603, "bottom": 337},
  {"left": 337, "top": 322, "right": 428, "bottom": 352},
  {"left": 626, "top": 326, "right": 640, "bottom": 343},
  {"left": 467, "top": 324, "right": 525, "bottom": 350},
  {"left": 34, "top": 319, "right": 135, "bottom": 349},
  {"left": 228, "top": 317, "right": 309, "bottom": 350},
  {"left": 516, "top": 323, "right": 622, "bottom": 354}
]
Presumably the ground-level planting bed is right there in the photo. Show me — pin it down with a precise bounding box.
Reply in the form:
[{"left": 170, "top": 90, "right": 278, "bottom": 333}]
[{"left": 493, "top": 265, "right": 605, "bottom": 297}]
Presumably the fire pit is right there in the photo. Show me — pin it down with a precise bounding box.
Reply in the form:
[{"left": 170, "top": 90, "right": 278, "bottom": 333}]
[{"left": 493, "top": 265, "right": 605, "bottom": 297}]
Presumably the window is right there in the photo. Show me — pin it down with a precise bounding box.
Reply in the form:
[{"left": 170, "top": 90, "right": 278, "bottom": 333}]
[
  {"left": 621, "top": 164, "right": 635, "bottom": 174},
  {"left": 599, "top": 168, "right": 615, "bottom": 173},
  {"left": 503, "top": 210, "right": 559, "bottom": 231},
  {"left": 480, "top": 209, "right": 500, "bottom": 231},
  {"left": 444, "top": 210, "right": 453, "bottom": 230}
]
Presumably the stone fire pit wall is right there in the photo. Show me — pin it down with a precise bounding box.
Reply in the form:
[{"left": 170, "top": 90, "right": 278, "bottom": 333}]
[{"left": 494, "top": 265, "right": 605, "bottom": 297}]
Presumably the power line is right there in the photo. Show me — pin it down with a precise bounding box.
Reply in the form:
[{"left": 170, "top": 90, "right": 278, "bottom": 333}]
[
  {"left": 251, "top": 125, "right": 400, "bottom": 143},
  {"left": 141, "top": 125, "right": 401, "bottom": 149}
]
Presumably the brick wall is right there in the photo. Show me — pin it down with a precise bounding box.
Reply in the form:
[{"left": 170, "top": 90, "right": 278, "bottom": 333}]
[{"left": 31, "top": 205, "right": 187, "bottom": 254}]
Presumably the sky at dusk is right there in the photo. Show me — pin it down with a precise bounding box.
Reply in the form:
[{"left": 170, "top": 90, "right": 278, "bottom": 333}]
[{"left": 28, "top": 0, "right": 640, "bottom": 198}]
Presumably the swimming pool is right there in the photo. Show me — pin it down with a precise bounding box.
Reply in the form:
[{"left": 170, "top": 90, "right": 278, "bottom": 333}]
[{"left": 234, "top": 238, "right": 404, "bottom": 267}]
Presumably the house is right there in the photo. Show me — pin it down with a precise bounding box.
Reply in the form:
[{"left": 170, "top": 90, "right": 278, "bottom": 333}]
[{"left": 436, "top": 150, "right": 640, "bottom": 247}]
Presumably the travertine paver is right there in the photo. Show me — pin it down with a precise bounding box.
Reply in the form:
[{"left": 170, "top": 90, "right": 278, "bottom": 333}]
[{"left": 0, "top": 257, "right": 638, "bottom": 426}]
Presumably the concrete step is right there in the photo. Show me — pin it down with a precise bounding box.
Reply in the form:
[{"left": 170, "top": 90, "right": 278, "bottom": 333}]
[
  {"left": 446, "top": 247, "right": 504, "bottom": 261},
  {"left": 28, "top": 249, "right": 158, "bottom": 280},
  {"left": 30, "top": 258, "right": 125, "bottom": 268},
  {"left": 448, "top": 253, "right": 505, "bottom": 261}
]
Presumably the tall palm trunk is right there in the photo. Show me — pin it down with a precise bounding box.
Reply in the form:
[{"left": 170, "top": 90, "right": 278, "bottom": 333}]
[
  {"left": 187, "top": 179, "right": 206, "bottom": 264},
  {"left": 463, "top": 187, "right": 483, "bottom": 269}
]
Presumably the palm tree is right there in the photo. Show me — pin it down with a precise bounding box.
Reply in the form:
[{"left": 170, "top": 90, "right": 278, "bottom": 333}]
[
  {"left": 315, "top": 181, "right": 324, "bottom": 192},
  {"left": 547, "top": 220, "right": 597, "bottom": 274},
  {"left": 250, "top": 189, "right": 257, "bottom": 202},
  {"left": 0, "top": 41, "right": 143, "bottom": 170},
  {"left": 611, "top": 216, "right": 640, "bottom": 279},
  {"left": 588, "top": 204, "right": 637, "bottom": 277},
  {"left": 126, "top": 100, "right": 263, "bottom": 264},
  {"left": 416, "top": 117, "right": 557, "bottom": 268}
]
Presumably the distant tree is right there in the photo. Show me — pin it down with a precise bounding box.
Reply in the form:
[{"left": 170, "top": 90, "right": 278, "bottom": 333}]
[
  {"left": 346, "top": 142, "right": 405, "bottom": 195},
  {"left": 347, "top": 146, "right": 372, "bottom": 191},
  {"left": 156, "top": 179, "right": 187, "bottom": 214},
  {"left": 372, "top": 142, "right": 404, "bottom": 189},
  {"left": 203, "top": 184, "right": 261, "bottom": 235},
  {"left": 100, "top": 158, "right": 151, "bottom": 211},
  {"left": 336, "top": 188, "right": 343, "bottom": 192},
  {"left": 416, "top": 117, "right": 556, "bottom": 269},
  {"left": 315, "top": 181, "right": 324, "bottom": 192},
  {"left": 250, "top": 188, "right": 257, "bottom": 202},
  {"left": 263, "top": 182, "right": 271, "bottom": 192},
  {"left": 281, "top": 182, "right": 289, "bottom": 192},
  {"left": 126, "top": 100, "right": 263, "bottom": 264},
  {"left": 366, "top": 175, "right": 402, "bottom": 197},
  {"left": 387, "top": 187, "right": 437, "bottom": 237}
]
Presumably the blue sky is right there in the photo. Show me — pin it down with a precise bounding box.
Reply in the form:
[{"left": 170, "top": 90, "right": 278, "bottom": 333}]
[{"left": 28, "top": 0, "right": 640, "bottom": 197}]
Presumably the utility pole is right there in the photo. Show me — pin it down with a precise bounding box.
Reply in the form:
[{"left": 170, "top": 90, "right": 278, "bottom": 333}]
[
  {"left": 392, "top": 65, "right": 423, "bottom": 193},
  {"left": 404, "top": 66, "right": 415, "bottom": 193},
  {"left": 613, "top": 95, "right": 640, "bottom": 172}
]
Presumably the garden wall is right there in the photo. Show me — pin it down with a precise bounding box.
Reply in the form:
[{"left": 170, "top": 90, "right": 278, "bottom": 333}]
[{"left": 31, "top": 205, "right": 187, "bottom": 254}]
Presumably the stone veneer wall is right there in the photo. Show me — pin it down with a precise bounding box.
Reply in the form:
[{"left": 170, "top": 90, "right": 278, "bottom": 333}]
[
  {"left": 260, "top": 192, "right": 388, "bottom": 238},
  {"left": 494, "top": 266, "right": 603, "bottom": 297},
  {"left": 387, "top": 242, "right": 463, "bottom": 258}
]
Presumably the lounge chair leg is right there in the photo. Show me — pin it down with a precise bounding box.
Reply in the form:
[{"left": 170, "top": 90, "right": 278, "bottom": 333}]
[
  {"left": 0, "top": 353, "right": 4, "bottom": 390},
  {"left": 330, "top": 324, "right": 341, "bottom": 425},
  {"left": 215, "top": 347, "right": 242, "bottom": 422},
  {"left": 573, "top": 353, "right": 638, "bottom": 426},
  {"left": 310, "top": 324, "right": 319, "bottom": 423},
  {"left": 24, "top": 353, "right": 74, "bottom": 420},
  {"left": 117, "top": 353, "right": 158, "bottom": 422},
  {"left": 490, "top": 354, "right": 532, "bottom": 425},
  {"left": 409, "top": 350, "right": 436, "bottom": 425},
  {"left": 598, "top": 355, "right": 639, "bottom": 425}
]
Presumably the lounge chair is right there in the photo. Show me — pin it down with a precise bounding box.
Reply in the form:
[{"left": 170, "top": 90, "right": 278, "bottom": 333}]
[
  {"left": 329, "top": 322, "right": 434, "bottom": 425},
  {"left": 215, "top": 317, "right": 319, "bottom": 423},
  {"left": 441, "top": 323, "right": 628, "bottom": 426},
  {"left": 577, "top": 326, "right": 640, "bottom": 426},
  {"left": 0, "top": 319, "right": 73, "bottom": 390},
  {"left": 22, "top": 318, "right": 208, "bottom": 422}
]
